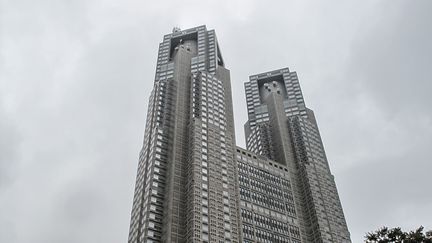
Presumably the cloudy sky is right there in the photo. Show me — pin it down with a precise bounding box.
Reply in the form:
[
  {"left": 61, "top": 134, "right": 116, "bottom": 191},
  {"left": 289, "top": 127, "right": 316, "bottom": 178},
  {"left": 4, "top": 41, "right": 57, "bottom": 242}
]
[{"left": 1, "top": 0, "right": 431, "bottom": 242}]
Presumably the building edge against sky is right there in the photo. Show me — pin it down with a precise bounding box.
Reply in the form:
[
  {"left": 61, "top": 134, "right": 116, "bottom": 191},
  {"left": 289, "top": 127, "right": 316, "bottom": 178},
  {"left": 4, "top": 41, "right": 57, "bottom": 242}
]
[
  {"left": 128, "top": 25, "right": 351, "bottom": 243},
  {"left": 128, "top": 25, "right": 241, "bottom": 243},
  {"left": 244, "top": 68, "right": 351, "bottom": 242}
]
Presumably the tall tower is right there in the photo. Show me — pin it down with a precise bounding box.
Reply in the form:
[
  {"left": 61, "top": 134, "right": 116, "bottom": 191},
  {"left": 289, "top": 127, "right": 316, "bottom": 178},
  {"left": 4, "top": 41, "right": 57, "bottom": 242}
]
[
  {"left": 128, "top": 26, "right": 240, "bottom": 243},
  {"left": 128, "top": 25, "right": 351, "bottom": 243},
  {"left": 244, "top": 68, "right": 351, "bottom": 242}
]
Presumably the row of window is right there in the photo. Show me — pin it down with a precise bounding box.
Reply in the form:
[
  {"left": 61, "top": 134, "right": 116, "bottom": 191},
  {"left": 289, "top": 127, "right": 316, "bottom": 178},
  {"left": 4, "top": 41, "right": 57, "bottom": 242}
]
[
  {"left": 239, "top": 174, "right": 289, "bottom": 201},
  {"left": 241, "top": 188, "right": 286, "bottom": 212},
  {"left": 242, "top": 224, "right": 292, "bottom": 243},
  {"left": 237, "top": 161, "right": 283, "bottom": 184},
  {"left": 241, "top": 209, "right": 291, "bottom": 234},
  {"left": 131, "top": 82, "right": 168, "bottom": 242}
]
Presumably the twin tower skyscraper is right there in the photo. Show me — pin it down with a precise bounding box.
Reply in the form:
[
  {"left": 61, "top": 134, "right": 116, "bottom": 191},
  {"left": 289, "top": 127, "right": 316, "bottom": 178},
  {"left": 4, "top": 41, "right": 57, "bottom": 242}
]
[{"left": 128, "top": 25, "right": 351, "bottom": 243}]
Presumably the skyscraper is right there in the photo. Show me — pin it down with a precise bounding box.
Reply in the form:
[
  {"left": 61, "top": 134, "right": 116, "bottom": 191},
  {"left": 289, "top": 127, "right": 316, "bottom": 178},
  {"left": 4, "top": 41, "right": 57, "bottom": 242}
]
[
  {"left": 128, "top": 25, "right": 350, "bottom": 243},
  {"left": 128, "top": 25, "right": 240, "bottom": 243},
  {"left": 243, "top": 68, "right": 351, "bottom": 242}
]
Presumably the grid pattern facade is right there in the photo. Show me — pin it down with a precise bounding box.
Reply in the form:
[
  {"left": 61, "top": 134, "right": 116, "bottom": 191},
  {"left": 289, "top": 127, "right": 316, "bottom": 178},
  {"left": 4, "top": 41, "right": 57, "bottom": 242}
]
[
  {"left": 236, "top": 147, "right": 302, "bottom": 243},
  {"left": 244, "top": 68, "right": 307, "bottom": 159},
  {"left": 129, "top": 26, "right": 351, "bottom": 243},
  {"left": 128, "top": 26, "right": 239, "bottom": 243},
  {"left": 186, "top": 71, "right": 239, "bottom": 242},
  {"left": 244, "top": 68, "right": 306, "bottom": 128},
  {"left": 288, "top": 113, "right": 350, "bottom": 242},
  {"left": 243, "top": 68, "right": 351, "bottom": 243}
]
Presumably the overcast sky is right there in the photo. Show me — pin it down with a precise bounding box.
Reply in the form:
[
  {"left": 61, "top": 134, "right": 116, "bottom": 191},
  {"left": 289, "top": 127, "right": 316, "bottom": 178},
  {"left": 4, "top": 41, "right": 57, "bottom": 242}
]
[{"left": 1, "top": 0, "right": 431, "bottom": 242}]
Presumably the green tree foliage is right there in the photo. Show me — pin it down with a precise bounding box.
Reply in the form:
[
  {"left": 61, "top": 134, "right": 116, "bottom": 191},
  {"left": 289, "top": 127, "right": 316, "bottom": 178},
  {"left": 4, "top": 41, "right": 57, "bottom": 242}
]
[{"left": 365, "top": 226, "right": 432, "bottom": 243}]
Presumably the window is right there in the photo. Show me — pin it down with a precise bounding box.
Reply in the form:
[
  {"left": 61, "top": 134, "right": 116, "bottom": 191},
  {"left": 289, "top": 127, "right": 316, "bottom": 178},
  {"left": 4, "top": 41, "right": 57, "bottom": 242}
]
[
  {"left": 202, "top": 232, "right": 208, "bottom": 241},
  {"left": 202, "top": 215, "right": 208, "bottom": 223},
  {"left": 202, "top": 224, "right": 208, "bottom": 232}
]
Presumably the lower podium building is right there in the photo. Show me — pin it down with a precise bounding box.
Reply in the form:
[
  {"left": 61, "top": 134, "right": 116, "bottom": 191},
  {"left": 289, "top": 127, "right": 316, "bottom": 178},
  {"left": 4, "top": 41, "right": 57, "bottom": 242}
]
[
  {"left": 236, "top": 147, "right": 302, "bottom": 243},
  {"left": 128, "top": 25, "right": 351, "bottom": 243}
]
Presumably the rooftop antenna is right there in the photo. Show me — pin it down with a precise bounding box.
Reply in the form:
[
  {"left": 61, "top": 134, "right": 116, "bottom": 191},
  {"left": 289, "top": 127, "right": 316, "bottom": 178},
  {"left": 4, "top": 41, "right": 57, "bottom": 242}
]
[{"left": 172, "top": 26, "right": 181, "bottom": 33}]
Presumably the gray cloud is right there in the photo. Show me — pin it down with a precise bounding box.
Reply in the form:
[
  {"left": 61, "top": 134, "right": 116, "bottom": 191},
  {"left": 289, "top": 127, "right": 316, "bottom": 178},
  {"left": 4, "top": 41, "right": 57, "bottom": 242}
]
[
  {"left": 348, "top": 1, "right": 432, "bottom": 115},
  {"left": 0, "top": 110, "right": 21, "bottom": 189},
  {"left": 1, "top": 0, "right": 431, "bottom": 242},
  {"left": 295, "top": 1, "right": 432, "bottom": 241}
]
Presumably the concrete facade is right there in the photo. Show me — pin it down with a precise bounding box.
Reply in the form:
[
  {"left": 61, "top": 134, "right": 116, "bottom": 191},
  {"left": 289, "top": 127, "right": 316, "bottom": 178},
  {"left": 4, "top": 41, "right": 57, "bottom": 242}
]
[
  {"left": 128, "top": 26, "right": 240, "bottom": 243},
  {"left": 128, "top": 26, "right": 351, "bottom": 243},
  {"left": 236, "top": 147, "right": 302, "bottom": 243},
  {"left": 244, "top": 68, "right": 351, "bottom": 242}
]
